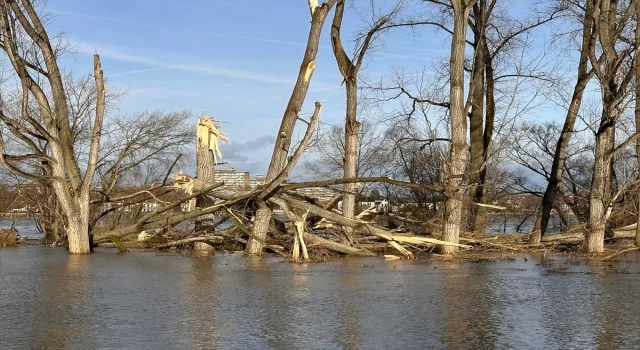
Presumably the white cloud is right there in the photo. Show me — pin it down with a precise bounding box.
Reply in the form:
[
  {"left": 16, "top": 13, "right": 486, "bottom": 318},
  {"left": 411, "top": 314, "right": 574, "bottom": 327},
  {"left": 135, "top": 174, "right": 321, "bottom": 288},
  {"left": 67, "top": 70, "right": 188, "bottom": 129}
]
[
  {"left": 74, "top": 41, "right": 297, "bottom": 85},
  {"left": 53, "top": 9, "right": 328, "bottom": 48}
]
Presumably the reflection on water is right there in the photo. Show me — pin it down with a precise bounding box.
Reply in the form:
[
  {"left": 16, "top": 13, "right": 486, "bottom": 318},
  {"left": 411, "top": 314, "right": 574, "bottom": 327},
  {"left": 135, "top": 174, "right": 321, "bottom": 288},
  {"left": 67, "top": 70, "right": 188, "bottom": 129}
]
[
  {"left": 2, "top": 247, "right": 640, "bottom": 349},
  {"left": 486, "top": 214, "right": 575, "bottom": 234}
]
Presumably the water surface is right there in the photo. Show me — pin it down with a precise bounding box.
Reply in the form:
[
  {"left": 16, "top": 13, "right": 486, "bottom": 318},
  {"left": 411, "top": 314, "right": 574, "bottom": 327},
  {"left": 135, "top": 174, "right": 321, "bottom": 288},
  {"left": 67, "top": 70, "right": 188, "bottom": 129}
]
[{"left": 1, "top": 247, "right": 640, "bottom": 349}]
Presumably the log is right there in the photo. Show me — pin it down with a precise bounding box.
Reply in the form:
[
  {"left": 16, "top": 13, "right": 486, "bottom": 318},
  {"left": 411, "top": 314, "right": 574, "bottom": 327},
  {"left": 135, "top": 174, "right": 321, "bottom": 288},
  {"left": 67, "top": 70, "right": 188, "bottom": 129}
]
[
  {"left": 541, "top": 232, "right": 584, "bottom": 242},
  {"left": 601, "top": 247, "right": 640, "bottom": 261},
  {"left": 151, "top": 236, "right": 224, "bottom": 249},
  {"left": 302, "top": 231, "right": 375, "bottom": 256},
  {"left": 386, "top": 213, "right": 423, "bottom": 226},
  {"left": 94, "top": 191, "right": 251, "bottom": 242},
  {"left": 612, "top": 224, "right": 639, "bottom": 239}
]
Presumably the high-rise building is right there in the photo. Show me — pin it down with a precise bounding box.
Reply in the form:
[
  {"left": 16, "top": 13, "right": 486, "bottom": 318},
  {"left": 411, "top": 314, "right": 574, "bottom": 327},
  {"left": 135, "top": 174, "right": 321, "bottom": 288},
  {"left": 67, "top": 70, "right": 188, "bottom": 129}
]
[{"left": 214, "top": 168, "right": 250, "bottom": 189}]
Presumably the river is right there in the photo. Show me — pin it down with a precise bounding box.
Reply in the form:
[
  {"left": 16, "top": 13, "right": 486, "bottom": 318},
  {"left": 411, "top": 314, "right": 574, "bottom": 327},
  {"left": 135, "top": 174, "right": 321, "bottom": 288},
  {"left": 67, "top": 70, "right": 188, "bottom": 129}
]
[{"left": 1, "top": 247, "right": 640, "bottom": 349}]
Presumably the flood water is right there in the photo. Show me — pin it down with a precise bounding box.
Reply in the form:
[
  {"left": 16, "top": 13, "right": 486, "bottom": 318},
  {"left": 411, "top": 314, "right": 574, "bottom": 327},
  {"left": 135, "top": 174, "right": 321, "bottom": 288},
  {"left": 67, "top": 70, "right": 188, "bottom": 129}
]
[{"left": 2, "top": 247, "right": 640, "bottom": 349}]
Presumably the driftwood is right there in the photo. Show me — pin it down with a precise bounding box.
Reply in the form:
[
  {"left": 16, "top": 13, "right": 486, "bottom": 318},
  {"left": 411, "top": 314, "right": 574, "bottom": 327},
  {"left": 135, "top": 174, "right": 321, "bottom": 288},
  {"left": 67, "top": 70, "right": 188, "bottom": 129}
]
[
  {"left": 275, "top": 195, "right": 471, "bottom": 258},
  {"left": 91, "top": 172, "right": 475, "bottom": 259},
  {"left": 459, "top": 237, "right": 520, "bottom": 251},
  {"left": 601, "top": 247, "right": 640, "bottom": 261},
  {"left": 541, "top": 227, "right": 637, "bottom": 243},
  {"left": 94, "top": 186, "right": 250, "bottom": 242},
  {"left": 386, "top": 212, "right": 423, "bottom": 226},
  {"left": 541, "top": 232, "right": 584, "bottom": 242},
  {"left": 151, "top": 235, "right": 224, "bottom": 249},
  {"left": 303, "top": 231, "right": 375, "bottom": 256}
]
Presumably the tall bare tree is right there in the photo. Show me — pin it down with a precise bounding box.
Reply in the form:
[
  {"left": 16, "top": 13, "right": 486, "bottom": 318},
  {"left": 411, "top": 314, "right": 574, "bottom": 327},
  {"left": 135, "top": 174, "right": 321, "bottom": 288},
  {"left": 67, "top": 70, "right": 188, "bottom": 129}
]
[
  {"left": 585, "top": 0, "right": 636, "bottom": 253},
  {"left": 245, "top": 0, "right": 336, "bottom": 255},
  {"left": 441, "top": 0, "right": 477, "bottom": 253},
  {"left": 0, "top": 0, "right": 105, "bottom": 254},
  {"left": 531, "top": 0, "right": 597, "bottom": 243},
  {"left": 330, "top": 0, "right": 397, "bottom": 243}
]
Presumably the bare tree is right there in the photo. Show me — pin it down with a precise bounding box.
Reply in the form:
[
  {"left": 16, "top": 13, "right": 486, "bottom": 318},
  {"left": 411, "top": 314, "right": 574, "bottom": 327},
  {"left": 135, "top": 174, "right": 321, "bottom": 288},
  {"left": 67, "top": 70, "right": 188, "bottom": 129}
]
[
  {"left": 89, "top": 110, "right": 192, "bottom": 231},
  {"left": 330, "top": 0, "right": 398, "bottom": 243},
  {"left": 304, "top": 121, "right": 391, "bottom": 185},
  {"left": 585, "top": 0, "right": 636, "bottom": 253},
  {"left": 441, "top": 0, "right": 477, "bottom": 253},
  {"left": 0, "top": 0, "right": 105, "bottom": 253},
  {"left": 532, "top": 0, "right": 597, "bottom": 243},
  {"left": 245, "top": 1, "right": 336, "bottom": 255}
]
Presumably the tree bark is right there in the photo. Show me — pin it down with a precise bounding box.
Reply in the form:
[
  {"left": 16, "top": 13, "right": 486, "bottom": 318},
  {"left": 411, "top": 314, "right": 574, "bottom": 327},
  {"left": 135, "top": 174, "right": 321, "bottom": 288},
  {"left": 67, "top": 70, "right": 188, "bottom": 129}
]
[
  {"left": 64, "top": 193, "right": 92, "bottom": 254},
  {"left": 586, "top": 104, "right": 616, "bottom": 253},
  {"left": 441, "top": 0, "right": 474, "bottom": 254},
  {"left": 245, "top": 0, "right": 335, "bottom": 255},
  {"left": 531, "top": 0, "right": 595, "bottom": 244},
  {"left": 342, "top": 79, "right": 360, "bottom": 243}
]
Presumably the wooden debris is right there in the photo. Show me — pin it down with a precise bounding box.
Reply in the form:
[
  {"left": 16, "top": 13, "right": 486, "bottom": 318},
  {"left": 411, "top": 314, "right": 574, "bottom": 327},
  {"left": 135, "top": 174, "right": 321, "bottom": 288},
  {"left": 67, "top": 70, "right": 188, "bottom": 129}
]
[{"left": 601, "top": 247, "right": 640, "bottom": 261}]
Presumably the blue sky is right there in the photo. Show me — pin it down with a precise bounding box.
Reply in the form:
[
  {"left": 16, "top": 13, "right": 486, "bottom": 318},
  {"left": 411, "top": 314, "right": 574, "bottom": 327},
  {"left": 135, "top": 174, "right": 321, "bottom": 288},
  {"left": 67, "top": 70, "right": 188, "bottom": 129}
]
[{"left": 44, "top": 0, "right": 562, "bottom": 178}]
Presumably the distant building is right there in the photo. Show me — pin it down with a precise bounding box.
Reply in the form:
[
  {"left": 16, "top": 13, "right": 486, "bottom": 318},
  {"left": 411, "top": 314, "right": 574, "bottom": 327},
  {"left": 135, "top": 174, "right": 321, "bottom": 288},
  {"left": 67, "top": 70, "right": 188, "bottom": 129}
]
[
  {"left": 214, "top": 168, "right": 250, "bottom": 189},
  {"left": 295, "top": 187, "right": 335, "bottom": 201},
  {"left": 249, "top": 174, "right": 266, "bottom": 189}
]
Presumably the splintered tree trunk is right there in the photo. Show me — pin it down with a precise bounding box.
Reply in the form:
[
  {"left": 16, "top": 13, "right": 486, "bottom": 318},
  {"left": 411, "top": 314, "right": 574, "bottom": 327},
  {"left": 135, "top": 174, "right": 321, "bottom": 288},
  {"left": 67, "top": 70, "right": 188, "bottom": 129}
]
[
  {"left": 586, "top": 111, "right": 615, "bottom": 253},
  {"left": 342, "top": 79, "right": 359, "bottom": 243},
  {"left": 441, "top": 0, "right": 472, "bottom": 254},
  {"left": 532, "top": 0, "right": 594, "bottom": 244},
  {"left": 194, "top": 117, "right": 216, "bottom": 252},
  {"left": 246, "top": 2, "right": 334, "bottom": 255}
]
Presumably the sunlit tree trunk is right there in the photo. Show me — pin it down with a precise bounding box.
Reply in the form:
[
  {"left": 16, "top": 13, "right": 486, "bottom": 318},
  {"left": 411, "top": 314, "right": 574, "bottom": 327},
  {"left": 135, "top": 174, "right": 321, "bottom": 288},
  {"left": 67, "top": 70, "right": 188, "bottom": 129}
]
[
  {"left": 441, "top": 0, "right": 475, "bottom": 254},
  {"left": 342, "top": 79, "right": 360, "bottom": 243},
  {"left": 586, "top": 107, "right": 616, "bottom": 253}
]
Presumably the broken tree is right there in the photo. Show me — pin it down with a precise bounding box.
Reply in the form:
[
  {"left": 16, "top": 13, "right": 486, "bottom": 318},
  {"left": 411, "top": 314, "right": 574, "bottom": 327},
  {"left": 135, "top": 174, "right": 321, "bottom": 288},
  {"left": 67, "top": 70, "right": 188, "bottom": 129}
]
[
  {"left": 194, "top": 117, "right": 228, "bottom": 251},
  {"left": 246, "top": 0, "right": 337, "bottom": 255}
]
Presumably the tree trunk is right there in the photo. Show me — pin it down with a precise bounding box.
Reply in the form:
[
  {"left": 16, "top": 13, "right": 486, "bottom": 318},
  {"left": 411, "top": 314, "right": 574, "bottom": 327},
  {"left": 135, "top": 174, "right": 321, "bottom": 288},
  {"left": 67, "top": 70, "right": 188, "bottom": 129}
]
[
  {"left": 441, "top": 0, "right": 472, "bottom": 254},
  {"left": 468, "top": 2, "right": 486, "bottom": 233},
  {"left": 476, "top": 41, "right": 495, "bottom": 235},
  {"left": 532, "top": 0, "right": 595, "bottom": 243},
  {"left": 65, "top": 195, "right": 91, "bottom": 254},
  {"left": 586, "top": 110, "right": 616, "bottom": 253},
  {"left": 194, "top": 117, "right": 217, "bottom": 252},
  {"left": 245, "top": 1, "right": 335, "bottom": 255},
  {"left": 342, "top": 79, "right": 360, "bottom": 243}
]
